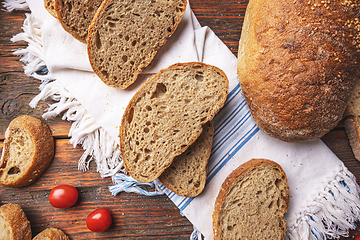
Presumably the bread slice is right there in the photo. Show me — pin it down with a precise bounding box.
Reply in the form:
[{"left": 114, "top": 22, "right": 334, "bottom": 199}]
[
  {"left": 159, "top": 121, "right": 214, "bottom": 197},
  {"left": 55, "top": 0, "right": 103, "bottom": 43},
  {"left": 120, "top": 62, "right": 229, "bottom": 183},
  {"left": 87, "top": 0, "right": 187, "bottom": 89},
  {"left": 0, "top": 115, "right": 55, "bottom": 187},
  {"left": 33, "top": 228, "right": 69, "bottom": 240},
  {"left": 44, "top": 0, "right": 57, "bottom": 18},
  {"left": 0, "top": 203, "right": 31, "bottom": 240},
  {"left": 212, "top": 158, "right": 289, "bottom": 240},
  {"left": 344, "top": 77, "right": 360, "bottom": 162}
]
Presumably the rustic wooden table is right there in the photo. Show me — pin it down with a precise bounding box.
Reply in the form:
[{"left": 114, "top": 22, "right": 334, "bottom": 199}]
[{"left": 1, "top": 0, "right": 360, "bottom": 239}]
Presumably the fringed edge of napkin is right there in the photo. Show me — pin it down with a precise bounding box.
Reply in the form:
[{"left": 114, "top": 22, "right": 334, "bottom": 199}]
[
  {"left": 287, "top": 164, "right": 360, "bottom": 240},
  {"left": 5, "top": 1, "right": 360, "bottom": 239},
  {"left": 5, "top": 1, "right": 165, "bottom": 197}
]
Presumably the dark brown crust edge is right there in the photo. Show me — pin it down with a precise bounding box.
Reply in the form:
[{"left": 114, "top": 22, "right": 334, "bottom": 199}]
[
  {"left": 0, "top": 115, "right": 55, "bottom": 188},
  {"left": 0, "top": 203, "right": 31, "bottom": 240},
  {"left": 212, "top": 158, "right": 290, "bottom": 240},
  {"left": 87, "top": 0, "right": 188, "bottom": 89},
  {"left": 119, "top": 62, "right": 229, "bottom": 183}
]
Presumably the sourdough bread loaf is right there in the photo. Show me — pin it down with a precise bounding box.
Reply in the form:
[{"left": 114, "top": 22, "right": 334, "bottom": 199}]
[
  {"left": 120, "top": 62, "right": 229, "bottom": 183},
  {"left": 237, "top": 0, "right": 360, "bottom": 142},
  {"left": 0, "top": 115, "right": 55, "bottom": 187},
  {"left": 87, "top": 0, "right": 187, "bottom": 89},
  {"left": 0, "top": 203, "right": 31, "bottom": 240},
  {"left": 55, "top": 0, "right": 103, "bottom": 43},
  {"left": 159, "top": 121, "right": 214, "bottom": 197},
  {"left": 212, "top": 158, "right": 289, "bottom": 240},
  {"left": 344, "top": 77, "right": 360, "bottom": 162},
  {"left": 33, "top": 228, "right": 69, "bottom": 240}
]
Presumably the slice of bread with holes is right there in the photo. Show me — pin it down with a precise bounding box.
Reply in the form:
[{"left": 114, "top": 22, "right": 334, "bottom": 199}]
[
  {"left": 212, "top": 158, "right": 289, "bottom": 240},
  {"left": 55, "top": 0, "right": 103, "bottom": 43},
  {"left": 87, "top": 0, "right": 187, "bottom": 89},
  {"left": 159, "top": 121, "right": 214, "bottom": 197},
  {"left": 33, "top": 227, "right": 70, "bottom": 240},
  {"left": 0, "top": 203, "right": 31, "bottom": 240},
  {"left": 120, "top": 62, "right": 229, "bottom": 183},
  {"left": 0, "top": 115, "right": 54, "bottom": 187}
]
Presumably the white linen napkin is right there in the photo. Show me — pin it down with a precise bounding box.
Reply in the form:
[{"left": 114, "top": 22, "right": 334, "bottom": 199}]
[{"left": 5, "top": 0, "right": 360, "bottom": 239}]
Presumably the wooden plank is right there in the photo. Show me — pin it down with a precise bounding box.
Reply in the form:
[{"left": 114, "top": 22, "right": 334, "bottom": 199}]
[{"left": 1, "top": 0, "right": 360, "bottom": 239}]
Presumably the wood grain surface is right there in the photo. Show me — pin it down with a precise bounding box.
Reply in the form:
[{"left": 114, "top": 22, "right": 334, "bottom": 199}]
[{"left": 1, "top": 0, "right": 360, "bottom": 239}]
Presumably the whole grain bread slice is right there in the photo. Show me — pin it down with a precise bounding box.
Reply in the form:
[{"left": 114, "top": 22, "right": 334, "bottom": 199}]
[
  {"left": 344, "top": 77, "right": 360, "bottom": 162},
  {"left": 159, "top": 121, "right": 214, "bottom": 197},
  {"left": 33, "top": 228, "right": 69, "bottom": 240},
  {"left": 120, "top": 62, "right": 229, "bottom": 183},
  {"left": 87, "top": 0, "right": 187, "bottom": 89},
  {"left": 55, "top": 0, "right": 104, "bottom": 43},
  {"left": 213, "top": 158, "right": 289, "bottom": 240},
  {"left": 0, "top": 203, "right": 31, "bottom": 240},
  {"left": 0, "top": 115, "right": 55, "bottom": 187}
]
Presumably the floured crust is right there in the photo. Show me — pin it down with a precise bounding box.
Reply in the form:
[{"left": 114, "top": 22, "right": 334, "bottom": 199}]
[
  {"left": 120, "top": 62, "right": 229, "bottom": 183},
  {"left": 33, "top": 227, "right": 69, "bottom": 240},
  {"left": 0, "top": 115, "right": 55, "bottom": 187},
  {"left": 0, "top": 203, "right": 31, "bottom": 240},
  {"left": 237, "top": 0, "right": 360, "bottom": 142},
  {"left": 87, "top": 0, "right": 187, "bottom": 89},
  {"left": 212, "top": 158, "right": 289, "bottom": 240}
]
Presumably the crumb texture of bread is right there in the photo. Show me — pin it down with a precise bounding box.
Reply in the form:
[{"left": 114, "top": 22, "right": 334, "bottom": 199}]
[
  {"left": 0, "top": 115, "right": 55, "bottom": 187},
  {"left": 212, "top": 159, "right": 289, "bottom": 240},
  {"left": 33, "top": 227, "right": 70, "bottom": 240},
  {"left": 120, "top": 62, "right": 229, "bottom": 183},
  {"left": 55, "top": 0, "right": 103, "bottom": 43},
  {"left": 44, "top": 0, "right": 57, "bottom": 18},
  {"left": 345, "top": 77, "right": 360, "bottom": 161},
  {"left": 0, "top": 203, "right": 31, "bottom": 240},
  {"left": 159, "top": 121, "right": 214, "bottom": 197},
  {"left": 237, "top": 0, "right": 360, "bottom": 142},
  {"left": 87, "top": 0, "right": 187, "bottom": 89}
]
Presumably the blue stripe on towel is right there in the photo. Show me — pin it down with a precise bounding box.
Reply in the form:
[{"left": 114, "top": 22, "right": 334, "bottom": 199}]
[{"left": 162, "top": 83, "right": 260, "bottom": 212}]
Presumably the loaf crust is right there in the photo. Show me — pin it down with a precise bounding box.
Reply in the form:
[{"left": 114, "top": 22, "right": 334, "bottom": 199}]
[
  {"left": 0, "top": 203, "right": 31, "bottom": 240},
  {"left": 0, "top": 115, "right": 55, "bottom": 187},
  {"left": 159, "top": 121, "right": 214, "bottom": 197},
  {"left": 120, "top": 62, "right": 229, "bottom": 183},
  {"left": 55, "top": 0, "right": 103, "bottom": 43},
  {"left": 87, "top": 0, "right": 187, "bottom": 89},
  {"left": 212, "top": 159, "right": 289, "bottom": 240},
  {"left": 33, "top": 227, "right": 69, "bottom": 240},
  {"left": 237, "top": 0, "right": 360, "bottom": 142}
]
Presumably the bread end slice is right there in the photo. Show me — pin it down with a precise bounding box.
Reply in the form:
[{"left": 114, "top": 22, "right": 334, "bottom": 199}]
[
  {"left": 159, "top": 121, "right": 214, "bottom": 197},
  {"left": 0, "top": 115, "right": 55, "bottom": 187},
  {"left": 0, "top": 203, "right": 31, "bottom": 240},
  {"left": 212, "top": 158, "right": 289, "bottom": 240},
  {"left": 44, "top": 0, "right": 58, "bottom": 18},
  {"left": 33, "top": 227, "right": 69, "bottom": 240}
]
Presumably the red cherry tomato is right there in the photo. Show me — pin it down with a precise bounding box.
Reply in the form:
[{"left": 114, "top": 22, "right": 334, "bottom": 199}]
[
  {"left": 86, "top": 208, "right": 112, "bottom": 232},
  {"left": 49, "top": 185, "right": 78, "bottom": 208},
  {"left": 355, "top": 235, "right": 360, "bottom": 240}
]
